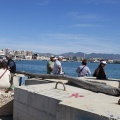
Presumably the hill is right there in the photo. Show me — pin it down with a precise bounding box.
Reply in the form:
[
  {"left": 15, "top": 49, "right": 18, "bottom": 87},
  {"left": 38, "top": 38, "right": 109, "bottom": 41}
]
[
  {"left": 60, "top": 52, "right": 120, "bottom": 59},
  {"left": 35, "top": 52, "right": 120, "bottom": 60}
]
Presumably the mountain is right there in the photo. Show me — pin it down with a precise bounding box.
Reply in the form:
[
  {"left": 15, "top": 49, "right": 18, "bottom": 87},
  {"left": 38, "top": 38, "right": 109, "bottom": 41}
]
[
  {"left": 34, "top": 52, "right": 120, "bottom": 59},
  {"left": 60, "top": 52, "right": 85, "bottom": 58},
  {"left": 60, "top": 52, "right": 120, "bottom": 59},
  {"left": 86, "top": 53, "right": 120, "bottom": 59},
  {"left": 60, "top": 52, "right": 77, "bottom": 58},
  {"left": 34, "top": 53, "right": 55, "bottom": 56}
]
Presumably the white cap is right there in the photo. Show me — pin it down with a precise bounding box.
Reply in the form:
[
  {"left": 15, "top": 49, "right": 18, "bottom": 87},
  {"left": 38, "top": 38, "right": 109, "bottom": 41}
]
[
  {"left": 54, "top": 57, "right": 58, "bottom": 60},
  {"left": 101, "top": 61, "right": 107, "bottom": 64},
  {"left": 58, "top": 56, "right": 63, "bottom": 59},
  {"left": 50, "top": 55, "right": 55, "bottom": 58}
]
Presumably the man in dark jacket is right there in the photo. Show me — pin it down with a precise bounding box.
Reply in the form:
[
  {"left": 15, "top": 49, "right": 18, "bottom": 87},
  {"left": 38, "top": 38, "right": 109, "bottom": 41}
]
[
  {"left": 93, "top": 60, "right": 108, "bottom": 80},
  {"left": 5, "top": 55, "right": 16, "bottom": 92},
  {"left": 6, "top": 55, "right": 16, "bottom": 74}
]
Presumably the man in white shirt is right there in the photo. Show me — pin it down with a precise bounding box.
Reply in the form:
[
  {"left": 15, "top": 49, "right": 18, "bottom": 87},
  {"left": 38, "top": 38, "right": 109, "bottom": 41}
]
[{"left": 53, "top": 56, "right": 64, "bottom": 75}]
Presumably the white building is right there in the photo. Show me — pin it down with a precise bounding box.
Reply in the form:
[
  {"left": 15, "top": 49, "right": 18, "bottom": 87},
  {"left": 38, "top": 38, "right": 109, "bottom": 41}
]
[
  {"left": 2, "top": 48, "right": 10, "bottom": 56},
  {"left": 0, "top": 50, "right": 4, "bottom": 55}
]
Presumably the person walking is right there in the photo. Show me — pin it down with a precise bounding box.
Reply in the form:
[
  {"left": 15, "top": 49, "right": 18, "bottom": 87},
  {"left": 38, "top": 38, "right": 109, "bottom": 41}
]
[
  {"left": 47, "top": 55, "right": 55, "bottom": 74},
  {"left": 76, "top": 59, "right": 91, "bottom": 77},
  {"left": 93, "top": 60, "right": 108, "bottom": 79}
]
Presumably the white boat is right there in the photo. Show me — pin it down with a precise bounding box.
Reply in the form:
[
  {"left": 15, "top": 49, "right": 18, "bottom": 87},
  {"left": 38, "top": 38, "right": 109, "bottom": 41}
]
[{"left": 90, "top": 60, "right": 100, "bottom": 63}]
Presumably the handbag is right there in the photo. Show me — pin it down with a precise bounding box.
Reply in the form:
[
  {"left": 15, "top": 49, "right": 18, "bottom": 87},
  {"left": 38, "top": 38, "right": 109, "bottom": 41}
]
[{"left": 93, "top": 68, "right": 99, "bottom": 77}]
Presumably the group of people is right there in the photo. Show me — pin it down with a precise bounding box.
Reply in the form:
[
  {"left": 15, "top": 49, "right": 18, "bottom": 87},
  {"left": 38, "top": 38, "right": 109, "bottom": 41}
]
[
  {"left": 0, "top": 54, "right": 108, "bottom": 91},
  {"left": 76, "top": 59, "right": 108, "bottom": 79},
  {"left": 47, "top": 56, "right": 108, "bottom": 80},
  {"left": 47, "top": 55, "right": 64, "bottom": 75},
  {"left": 0, "top": 55, "right": 16, "bottom": 91}
]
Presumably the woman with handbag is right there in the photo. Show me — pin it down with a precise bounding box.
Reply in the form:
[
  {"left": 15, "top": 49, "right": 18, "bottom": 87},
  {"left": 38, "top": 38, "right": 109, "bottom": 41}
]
[
  {"left": 76, "top": 59, "right": 91, "bottom": 77},
  {"left": 93, "top": 60, "right": 108, "bottom": 80}
]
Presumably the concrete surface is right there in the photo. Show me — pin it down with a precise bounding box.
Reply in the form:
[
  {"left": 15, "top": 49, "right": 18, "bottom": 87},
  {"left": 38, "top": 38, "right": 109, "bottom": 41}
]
[
  {"left": 25, "top": 78, "right": 68, "bottom": 86},
  {"left": 13, "top": 83, "right": 120, "bottom": 120},
  {"left": 79, "top": 77, "right": 120, "bottom": 88},
  {"left": 13, "top": 74, "right": 28, "bottom": 86}
]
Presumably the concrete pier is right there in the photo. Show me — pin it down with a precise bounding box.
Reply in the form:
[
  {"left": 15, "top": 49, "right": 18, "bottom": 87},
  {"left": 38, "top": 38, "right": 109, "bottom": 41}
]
[
  {"left": 13, "top": 82, "right": 120, "bottom": 120},
  {"left": 79, "top": 77, "right": 120, "bottom": 88}
]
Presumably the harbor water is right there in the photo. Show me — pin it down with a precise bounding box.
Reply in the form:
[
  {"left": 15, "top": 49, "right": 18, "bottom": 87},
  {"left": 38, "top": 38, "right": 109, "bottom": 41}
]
[{"left": 16, "top": 60, "right": 120, "bottom": 80}]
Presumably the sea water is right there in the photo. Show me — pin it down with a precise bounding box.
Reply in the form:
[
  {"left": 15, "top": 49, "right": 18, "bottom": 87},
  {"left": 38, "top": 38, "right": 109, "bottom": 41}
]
[{"left": 16, "top": 60, "right": 120, "bottom": 79}]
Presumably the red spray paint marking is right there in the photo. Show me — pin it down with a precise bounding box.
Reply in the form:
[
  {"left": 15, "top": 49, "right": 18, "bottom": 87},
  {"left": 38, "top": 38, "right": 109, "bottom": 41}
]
[{"left": 70, "top": 93, "right": 84, "bottom": 98}]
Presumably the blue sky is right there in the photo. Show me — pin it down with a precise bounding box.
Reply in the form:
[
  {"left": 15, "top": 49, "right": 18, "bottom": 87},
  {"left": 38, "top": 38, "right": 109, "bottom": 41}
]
[{"left": 0, "top": 0, "right": 120, "bottom": 54}]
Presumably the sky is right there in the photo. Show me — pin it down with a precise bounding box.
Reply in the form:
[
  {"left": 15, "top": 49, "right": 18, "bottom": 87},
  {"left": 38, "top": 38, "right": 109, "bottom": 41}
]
[{"left": 0, "top": 0, "right": 120, "bottom": 55}]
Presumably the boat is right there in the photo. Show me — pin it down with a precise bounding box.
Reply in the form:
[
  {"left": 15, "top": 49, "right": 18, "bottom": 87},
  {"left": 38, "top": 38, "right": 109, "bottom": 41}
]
[
  {"left": 0, "top": 71, "right": 120, "bottom": 120},
  {"left": 90, "top": 60, "right": 100, "bottom": 63}
]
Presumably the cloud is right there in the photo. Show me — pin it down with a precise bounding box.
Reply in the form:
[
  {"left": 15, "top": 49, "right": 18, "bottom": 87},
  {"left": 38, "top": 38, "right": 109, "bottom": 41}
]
[
  {"left": 36, "top": 33, "right": 120, "bottom": 54},
  {"left": 0, "top": 34, "right": 120, "bottom": 54},
  {"left": 81, "top": 0, "right": 120, "bottom": 5},
  {"left": 73, "top": 24, "right": 102, "bottom": 28},
  {"left": 67, "top": 12, "right": 104, "bottom": 21},
  {"left": 37, "top": 0, "right": 49, "bottom": 6}
]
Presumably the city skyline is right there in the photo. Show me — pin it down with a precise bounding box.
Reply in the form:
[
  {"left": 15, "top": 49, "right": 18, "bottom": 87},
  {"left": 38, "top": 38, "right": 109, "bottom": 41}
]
[
  {"left": 0, "top": 0, "right": 120, "bottom": 54},
  {"left": 1, "top": 47, "right": 120, "bottom": 60}
]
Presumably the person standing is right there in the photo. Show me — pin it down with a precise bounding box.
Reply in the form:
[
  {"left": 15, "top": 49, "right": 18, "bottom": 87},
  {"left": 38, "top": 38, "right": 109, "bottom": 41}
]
[
  {"left": 93, "top": 60, "right": 108, "bottom": 79},
  {"left": 76, "top": 59, "right": 91, "bottom": 77},
  {"left": 5, "top": 55, "right": 16, "bottom": 91},
  {"left": 47, "top": 55, "right": 55, "bottom": 74},
  {"left": 53, "top": 56, "right": 64, "bottom": 75},
  {"left": 6, "top": 55, "right": 16, "bottom": 74},
  {"left": 0, "top": 62, "right": 11, "bottom": 89}
]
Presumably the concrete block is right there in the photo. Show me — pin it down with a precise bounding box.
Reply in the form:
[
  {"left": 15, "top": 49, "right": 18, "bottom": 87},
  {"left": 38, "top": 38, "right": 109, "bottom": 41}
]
[
  {"left": 14, "top": 101, "right": 29, "bottom": 115},
  {"left": 12, "top": 76, "right": 20, "bottom": 86},
  {"left": 47, "top": 98, "right": 60, "bottom": 115},
  {"left": 14, "top": 100, "right": 56, "bottom": 120},
  {"left": 14, "top": 88, "right": 29, "bottom": 105},
  {"left": 15, "top": 89, "right": 60, "bottom": 115},
  {"left": 13, "top": 83, "right": 65, "bottom": 120},
  {"left": 29, "top": 107, "right": 56, "bottom": 120},
  {"left": 13, "top": 83, "right": 120, "bottom": 120},
  {"left": 56, "top": 104, "right": 109, "bottom": 120},
  {"left": 25, "top": 78, "right": 54, "bottom": 85},
  {"left": 13, "top": 109, "right": 30, "bottom": 120},
  {"left": 13, "top": 74, "right": 28, "bottom": 86}
]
